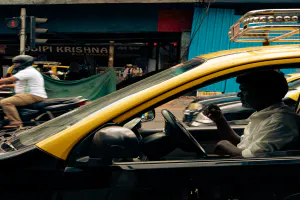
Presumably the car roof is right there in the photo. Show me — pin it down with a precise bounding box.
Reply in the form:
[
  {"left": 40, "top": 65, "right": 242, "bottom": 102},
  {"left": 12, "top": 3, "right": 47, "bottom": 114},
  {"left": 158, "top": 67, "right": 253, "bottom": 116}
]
[
  {"left": 199, "top": 44, "right": 300, "bottom": 60},
  {"left": 286, "top": 73, "right": 300, "bottom": 83}
]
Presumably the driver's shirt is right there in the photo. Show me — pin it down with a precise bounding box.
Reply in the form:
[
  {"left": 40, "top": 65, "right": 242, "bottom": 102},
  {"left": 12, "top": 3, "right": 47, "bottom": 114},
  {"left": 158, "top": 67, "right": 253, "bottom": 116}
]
[{"left": 237, "top": 103, "right": 300, "bottom": 158}]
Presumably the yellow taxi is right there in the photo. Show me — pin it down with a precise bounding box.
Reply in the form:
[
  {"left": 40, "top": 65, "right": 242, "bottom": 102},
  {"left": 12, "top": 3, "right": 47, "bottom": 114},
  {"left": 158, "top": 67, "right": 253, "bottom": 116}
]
[
  {"left": 285, "top": 72, "right": 300, "bottom": 82},
  {"left": 2, "top": 9, "right": 300, "bottom": 200},
  {"left": 6, "top": 61, "right": 69, "bottom": 76}
]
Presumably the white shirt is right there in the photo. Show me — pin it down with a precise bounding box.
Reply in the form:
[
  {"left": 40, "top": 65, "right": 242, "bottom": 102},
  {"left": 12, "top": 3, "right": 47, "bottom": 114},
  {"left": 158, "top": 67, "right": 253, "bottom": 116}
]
[
  {"left": 14, "top": 66, "right": 48, "bottom": 98},
  {"left": 237, "top": 103, "right": 299, "bottom": 158}
]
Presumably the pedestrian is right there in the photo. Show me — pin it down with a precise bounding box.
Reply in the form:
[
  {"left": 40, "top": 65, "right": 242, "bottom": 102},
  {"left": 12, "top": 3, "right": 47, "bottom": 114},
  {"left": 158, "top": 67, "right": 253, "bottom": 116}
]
[
  {"left": 48, "top": 70, "right": 60, "bottom": 80},
  {"left": 131, "top": 65, "right": 143, "bottom": 77},
  {"left": 37, "top": 64, "right": 44, "bottom": 72},
  {"left": 122, "top": 64, "right": 133, "bottom": 80},
  {"left": 65, "top": 62, "right": 82, "bottom": 80}
]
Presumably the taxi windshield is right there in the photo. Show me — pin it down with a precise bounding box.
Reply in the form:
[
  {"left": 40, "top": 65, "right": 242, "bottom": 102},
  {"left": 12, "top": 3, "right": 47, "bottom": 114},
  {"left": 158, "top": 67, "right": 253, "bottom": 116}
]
[{"left": 11, "top": 58, "right": 205, "bottom": 150}]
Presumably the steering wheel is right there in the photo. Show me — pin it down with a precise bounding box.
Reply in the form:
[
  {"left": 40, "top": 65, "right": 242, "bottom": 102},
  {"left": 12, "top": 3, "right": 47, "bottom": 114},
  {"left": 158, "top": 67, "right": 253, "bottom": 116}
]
[{"left": 161, "top": 109, "right": 207, "bottom": 157}]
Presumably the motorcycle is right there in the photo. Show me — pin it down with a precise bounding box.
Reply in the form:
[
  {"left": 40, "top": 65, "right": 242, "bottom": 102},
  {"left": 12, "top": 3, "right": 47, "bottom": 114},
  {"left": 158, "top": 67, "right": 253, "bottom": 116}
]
[{"left": 0, "top": 95, "right": 88, "bottom": 130}]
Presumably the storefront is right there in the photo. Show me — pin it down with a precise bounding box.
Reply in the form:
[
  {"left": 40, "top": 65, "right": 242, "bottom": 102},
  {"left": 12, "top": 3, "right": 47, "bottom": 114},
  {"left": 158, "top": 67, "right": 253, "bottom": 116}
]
[
  {"left": 0, "top": 40, "right": 179, "bottom": 76},
  {"left": 0, "top": 3, "right": 193, "bottom": 77}
]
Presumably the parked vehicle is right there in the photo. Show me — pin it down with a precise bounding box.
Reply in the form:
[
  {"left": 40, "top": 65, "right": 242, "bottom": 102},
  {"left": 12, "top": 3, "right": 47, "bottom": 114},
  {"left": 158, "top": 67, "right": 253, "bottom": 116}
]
[
  {"left": 1, "top": 9, "right": 300, "bottom": 200},
  {"left": 6, "top": 61, "right": 69, "bottom": 78}
]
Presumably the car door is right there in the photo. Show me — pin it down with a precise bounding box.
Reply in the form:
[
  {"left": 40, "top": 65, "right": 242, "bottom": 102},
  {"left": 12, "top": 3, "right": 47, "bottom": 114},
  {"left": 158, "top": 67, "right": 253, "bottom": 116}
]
[
  {"left": 57, "top": 124, "right": 148, "bottom": 200},
  {"left": 56, "top": 129, "right": 114, "bottom": 200}
]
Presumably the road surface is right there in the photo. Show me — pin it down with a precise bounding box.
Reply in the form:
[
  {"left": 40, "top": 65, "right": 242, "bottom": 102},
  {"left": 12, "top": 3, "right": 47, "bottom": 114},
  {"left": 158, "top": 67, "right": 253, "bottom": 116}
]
[{"left": 142, "top": 97, "right": 194, "bottom": 128}]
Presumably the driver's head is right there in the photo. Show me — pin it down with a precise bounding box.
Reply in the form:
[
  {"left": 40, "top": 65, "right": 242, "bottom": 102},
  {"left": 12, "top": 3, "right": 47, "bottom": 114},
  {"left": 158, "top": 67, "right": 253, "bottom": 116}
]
[{"left": 236, "top": 70, "right": 288, "bottom": 110}]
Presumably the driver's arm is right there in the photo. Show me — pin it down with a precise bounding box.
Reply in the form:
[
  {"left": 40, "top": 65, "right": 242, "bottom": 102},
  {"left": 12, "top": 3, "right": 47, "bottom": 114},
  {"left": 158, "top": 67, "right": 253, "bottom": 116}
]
[
  {"left": 203, "top": 104, "right": 240, "bottom": 145},
  {"left": 215, "top": 117, "right": 241, "bottom": 145},
  {"left": 215, "top": 140, "right": 242, "bottom": 157}
]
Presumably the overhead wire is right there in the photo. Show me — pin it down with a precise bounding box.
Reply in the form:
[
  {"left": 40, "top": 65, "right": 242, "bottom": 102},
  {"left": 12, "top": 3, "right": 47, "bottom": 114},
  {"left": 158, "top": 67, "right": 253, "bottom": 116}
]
[{"left": 180, "top": 1, "right": 211, "bottom": 62}]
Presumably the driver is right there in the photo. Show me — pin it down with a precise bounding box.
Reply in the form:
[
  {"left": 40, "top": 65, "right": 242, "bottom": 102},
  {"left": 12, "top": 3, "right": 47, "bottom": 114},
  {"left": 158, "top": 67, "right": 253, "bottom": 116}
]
[
  {"left": 0, "top": 55, "right": 47, "bottom": 128},
  {"left": 203, "top": 70, "right": 300, "bottom": 157}
]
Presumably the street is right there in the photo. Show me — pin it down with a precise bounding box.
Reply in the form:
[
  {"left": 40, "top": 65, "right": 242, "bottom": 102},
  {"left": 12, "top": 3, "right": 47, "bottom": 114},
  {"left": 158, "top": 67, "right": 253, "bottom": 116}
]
[{"left": 142, "top": 97, "right": 194, "bottom": 128}]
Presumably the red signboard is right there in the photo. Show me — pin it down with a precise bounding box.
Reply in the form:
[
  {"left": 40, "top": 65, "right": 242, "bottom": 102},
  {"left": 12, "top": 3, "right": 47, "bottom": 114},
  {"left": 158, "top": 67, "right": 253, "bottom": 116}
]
[
  {"left": 158, "top": 9, "right": 193, "bottom": 32},
  {"left": 0, "top": 45, "right": 6, "bottom": 54}
]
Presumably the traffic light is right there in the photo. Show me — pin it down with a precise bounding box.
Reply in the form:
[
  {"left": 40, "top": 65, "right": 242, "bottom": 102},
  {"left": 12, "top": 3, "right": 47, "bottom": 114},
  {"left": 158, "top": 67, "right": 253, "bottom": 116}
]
[
  {"left": 5, "top": 17, "right": 21, "bottom": 29},
  {"left": 30, "top": 16, "right": 48, "bottom": 49}
]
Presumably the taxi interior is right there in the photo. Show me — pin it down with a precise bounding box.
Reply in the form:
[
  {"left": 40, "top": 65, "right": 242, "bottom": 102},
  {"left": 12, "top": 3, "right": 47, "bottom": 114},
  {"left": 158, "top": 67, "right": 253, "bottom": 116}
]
[
  {"left": 62, "top": 65, "right": 300, "bottom": 200},
  {"left": 72, "top": 65, "right": 300, "bottom": 165},
  {"left": 64, "top": 9, "right": 300, "bottom": 166}
]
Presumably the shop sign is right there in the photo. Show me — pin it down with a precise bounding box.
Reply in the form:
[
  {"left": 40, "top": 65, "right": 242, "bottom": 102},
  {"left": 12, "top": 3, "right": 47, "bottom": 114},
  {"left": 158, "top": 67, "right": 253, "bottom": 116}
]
[
  {"left": 115, "top": 45, "right": 145, "bottom": 57},
  {"left": 3, "top": 44, "right": 145, "bottom": 57},
  {"left": 26, "top": 45, "right": 109, "bottom": 56},
  {"left": 197, "top": 91, "right": 222, "bottom": 96}
]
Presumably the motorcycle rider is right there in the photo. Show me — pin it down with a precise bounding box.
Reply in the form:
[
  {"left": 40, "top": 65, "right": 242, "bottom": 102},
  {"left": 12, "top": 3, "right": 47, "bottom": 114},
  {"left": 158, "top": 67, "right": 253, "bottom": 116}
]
[{"left": 0, "top": 55, "right": 47, "bottom": 128}]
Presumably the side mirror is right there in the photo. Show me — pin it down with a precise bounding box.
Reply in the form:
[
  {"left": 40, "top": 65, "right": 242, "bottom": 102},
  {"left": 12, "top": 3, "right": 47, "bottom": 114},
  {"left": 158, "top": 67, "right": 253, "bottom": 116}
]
[
  {"left": 84, "top": 126, "right": 140, "bottom": 166},
  {"left": 141, "top": 109, "right": 155, "bottom": 122}
]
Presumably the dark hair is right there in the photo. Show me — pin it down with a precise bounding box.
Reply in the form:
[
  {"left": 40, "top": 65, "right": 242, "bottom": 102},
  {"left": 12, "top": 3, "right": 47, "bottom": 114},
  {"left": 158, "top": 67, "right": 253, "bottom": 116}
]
[{"left": 236, "top": 70, "right": 288, "bottom": 101}]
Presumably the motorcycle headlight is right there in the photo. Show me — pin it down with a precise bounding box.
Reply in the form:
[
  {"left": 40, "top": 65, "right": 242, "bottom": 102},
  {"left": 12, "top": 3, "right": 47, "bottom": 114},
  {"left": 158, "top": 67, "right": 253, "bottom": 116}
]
[{"left": 194, "top": 112, "right": 213, "bottom": 124}]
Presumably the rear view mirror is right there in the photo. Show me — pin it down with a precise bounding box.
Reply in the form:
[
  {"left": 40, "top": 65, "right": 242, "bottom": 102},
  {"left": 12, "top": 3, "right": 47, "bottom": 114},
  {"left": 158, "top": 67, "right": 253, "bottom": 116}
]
[{"left": 141, "top": 109, "right": 155, "bottom": 122}]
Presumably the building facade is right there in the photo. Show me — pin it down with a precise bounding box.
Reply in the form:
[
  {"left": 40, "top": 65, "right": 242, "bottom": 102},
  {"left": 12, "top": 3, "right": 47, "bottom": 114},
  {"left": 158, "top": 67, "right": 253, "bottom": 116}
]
[
  {"left": 0, "top": 0, "right": 299, "bottom": 88},
  {"left": 0, "top": 3, "right": 194, "bottom": 77}
]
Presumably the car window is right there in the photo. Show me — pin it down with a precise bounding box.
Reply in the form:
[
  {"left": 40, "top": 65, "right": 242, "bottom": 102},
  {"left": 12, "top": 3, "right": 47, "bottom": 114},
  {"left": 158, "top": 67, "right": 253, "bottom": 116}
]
[{"left": 10, "top": 58, "right": 205, "bottom": 149}]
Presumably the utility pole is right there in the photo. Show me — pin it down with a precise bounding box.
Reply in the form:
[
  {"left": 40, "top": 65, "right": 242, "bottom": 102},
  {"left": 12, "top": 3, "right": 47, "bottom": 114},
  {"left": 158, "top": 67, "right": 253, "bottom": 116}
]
[
  {"left": 108, "top": 41, "right": 115, "bottom": 67},
  {"left": 20, "top": 8, "right": 26, "bottom": 55}
]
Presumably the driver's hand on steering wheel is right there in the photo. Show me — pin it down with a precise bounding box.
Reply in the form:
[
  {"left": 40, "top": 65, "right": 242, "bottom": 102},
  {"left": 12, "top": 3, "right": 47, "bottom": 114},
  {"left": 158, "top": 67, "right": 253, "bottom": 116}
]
[{"left": 203, "top": 104, "right": 224, "bottom": 123}]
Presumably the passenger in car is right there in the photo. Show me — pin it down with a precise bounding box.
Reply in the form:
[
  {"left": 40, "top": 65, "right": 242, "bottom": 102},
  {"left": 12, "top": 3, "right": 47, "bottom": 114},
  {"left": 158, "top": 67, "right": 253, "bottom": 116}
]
[{"left": 203, "top": 70, "right": 300, "bottom": 158}]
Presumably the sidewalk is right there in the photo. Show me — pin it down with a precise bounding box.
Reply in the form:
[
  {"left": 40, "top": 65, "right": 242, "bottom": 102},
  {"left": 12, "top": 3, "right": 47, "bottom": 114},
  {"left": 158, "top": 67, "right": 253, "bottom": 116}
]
[{"left": 159, "top": 96, "right": 196, "bottom": 108}]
